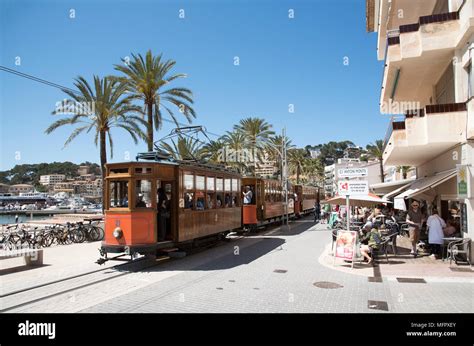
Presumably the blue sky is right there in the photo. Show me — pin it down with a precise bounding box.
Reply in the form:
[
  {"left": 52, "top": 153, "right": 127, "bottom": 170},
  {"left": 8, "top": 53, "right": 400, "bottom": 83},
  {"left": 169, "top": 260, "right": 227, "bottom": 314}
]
[{"left": 0, "top": 0, "right": 387, "bottom": 171}]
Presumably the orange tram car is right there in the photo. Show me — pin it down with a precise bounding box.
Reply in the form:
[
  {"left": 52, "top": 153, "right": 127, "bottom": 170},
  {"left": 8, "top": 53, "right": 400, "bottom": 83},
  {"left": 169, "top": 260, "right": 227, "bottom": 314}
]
[{"left": 98, "top": 156, "right": 320, "bottom": 262}]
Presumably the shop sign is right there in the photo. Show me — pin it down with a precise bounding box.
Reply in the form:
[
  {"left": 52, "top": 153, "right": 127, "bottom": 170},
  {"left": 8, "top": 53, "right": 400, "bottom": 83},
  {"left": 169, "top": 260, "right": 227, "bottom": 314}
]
[{"left": 457, "top": 165, "right": 468, "bottom": 198}]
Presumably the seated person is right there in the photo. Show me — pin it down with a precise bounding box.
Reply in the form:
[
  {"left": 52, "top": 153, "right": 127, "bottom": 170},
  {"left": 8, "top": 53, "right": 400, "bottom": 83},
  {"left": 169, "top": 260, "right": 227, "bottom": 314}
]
[
  {"left": 135, "top": 193, "right": 146, "bottom": 208},
  {"left": 359, "top": 227, "right": 382, "bottom": 264},
  {"left": 216, "top": 196, "right": 222, "bottom": 208},
  {"left": 196, "top": 198, "right": 205, "bottom": 210},
  {"left": 225, "top": 194, "right": 231, "bottom": 207},
  {"left": 443, "top": 219, "right": 459, "bottom": 237}
]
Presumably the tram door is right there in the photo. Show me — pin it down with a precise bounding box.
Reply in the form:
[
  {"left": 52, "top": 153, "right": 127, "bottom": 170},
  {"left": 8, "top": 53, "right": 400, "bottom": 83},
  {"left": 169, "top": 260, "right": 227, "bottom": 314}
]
[{"left": 156, "top": 180, "right": 174, "bottom": 242}]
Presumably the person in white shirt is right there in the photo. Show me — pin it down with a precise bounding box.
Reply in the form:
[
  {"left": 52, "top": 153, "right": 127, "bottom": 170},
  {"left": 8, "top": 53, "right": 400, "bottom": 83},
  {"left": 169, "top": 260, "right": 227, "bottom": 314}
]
[
  {"left": 426, "top": 209, "right": 446, "bottom": 258},
  {"left": 243, "top": 186, "right": 253, "bottom": 205}
]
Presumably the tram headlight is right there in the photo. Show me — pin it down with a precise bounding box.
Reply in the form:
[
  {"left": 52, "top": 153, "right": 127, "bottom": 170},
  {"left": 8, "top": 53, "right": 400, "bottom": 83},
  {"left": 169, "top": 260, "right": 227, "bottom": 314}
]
[{"left": 113, "top": 227, "right": 123, "bottom": 239}]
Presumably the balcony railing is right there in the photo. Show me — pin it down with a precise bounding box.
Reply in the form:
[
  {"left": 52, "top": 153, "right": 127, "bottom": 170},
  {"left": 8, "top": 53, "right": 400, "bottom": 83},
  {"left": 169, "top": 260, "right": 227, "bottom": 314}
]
[{"left": 382, "top": 102, "right": 467, "bottom": 151}]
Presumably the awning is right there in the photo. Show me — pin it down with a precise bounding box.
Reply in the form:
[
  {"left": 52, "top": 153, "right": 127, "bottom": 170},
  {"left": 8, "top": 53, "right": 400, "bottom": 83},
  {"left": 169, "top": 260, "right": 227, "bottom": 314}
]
[
  {"left": 393, "top": 169, "right": 457, "bottom": 211},
  {"left": 383, "top": 182, "right": 413, "bottom": 199},
  {"left": 323, "top": 193, "right": 392, "bottom": 208},
  {"left": 370, "top": 178, "right": 415, "bottom": 197}
]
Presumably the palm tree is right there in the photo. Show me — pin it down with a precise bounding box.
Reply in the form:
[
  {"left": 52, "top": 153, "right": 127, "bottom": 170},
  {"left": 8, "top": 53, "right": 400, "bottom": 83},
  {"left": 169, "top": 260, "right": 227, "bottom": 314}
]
[
  {"left": 288, "top": 148, "right": 308, "bottom": 184},
  {"left": 303, "top": 158, "right": 324, "bottom": 185},
  {"left": 366, "top": 140, "right": 385, "bottom": 183},
  {"left": 221, "top": 131, "right": 248, "bottom": 173},
  {"left": 265, "top": 135, "right": 294, "bottom": 162},
  {"left": 234, "top": 117, "right": 275, "bottom": 174},
  {"left": 201, "top": 139, "right": 225, "bottom": 163},
  {"left": 114, "top": 50, "right": 196, "bottom": 151},
  {"left": 45, "top": 75, "right": 147, "bottom": 208},
  {"left": 397, "top": 165, "right": 412, "bottom": 179},
  {"left": 158, "top": 137, "right": 203, "bottom": 161}
]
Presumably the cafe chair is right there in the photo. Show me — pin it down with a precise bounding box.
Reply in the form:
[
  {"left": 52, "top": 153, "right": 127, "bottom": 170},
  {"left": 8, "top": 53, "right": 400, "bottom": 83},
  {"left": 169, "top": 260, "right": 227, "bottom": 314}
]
[{"left": 447, "top": 238, "right": 472, "bottom": 267}]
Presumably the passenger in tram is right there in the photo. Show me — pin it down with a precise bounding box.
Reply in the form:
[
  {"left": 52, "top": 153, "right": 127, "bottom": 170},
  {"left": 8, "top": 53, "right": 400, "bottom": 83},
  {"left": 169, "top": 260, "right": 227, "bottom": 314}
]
[
  {"left": 196, "top": 198, "right": 205, "bottom": 210},
  {"left": 157, "top": 188, "right": 168, "bottom": 242},
  {"left": 243, "top": 186, "right": 253, "bottom": 204},
  {"left": 135, "top": 193, "right": 146, "bottom": 207},
  {"left": 225, "top": 193, "right": 231, "bottom": 207},
  {"left": 216, "top": 195, "right": 222, "bottom": 208},
  {"left": 121, "top": 194, "right": 129, "bottom": 207}
]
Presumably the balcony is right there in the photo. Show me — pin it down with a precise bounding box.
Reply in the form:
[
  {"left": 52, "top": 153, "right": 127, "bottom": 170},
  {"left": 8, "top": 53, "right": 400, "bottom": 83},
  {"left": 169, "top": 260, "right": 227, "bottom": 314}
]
[
  {"left": 383, "top": 102, "right": 467, "bottom": 166},
  {"left": 380, "top": 4, "right": 474, "bottom": 111}
]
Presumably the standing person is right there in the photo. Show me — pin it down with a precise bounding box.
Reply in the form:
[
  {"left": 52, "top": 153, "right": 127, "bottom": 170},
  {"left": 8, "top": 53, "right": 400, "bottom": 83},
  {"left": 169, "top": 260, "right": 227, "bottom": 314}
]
[
  {"left": 243, "top": 186, "right": 253, "bottom": 205},
  {"left": 426, "top": 209, "right": 445, "bottom": 258},
  {"left": 15, "top": 214, "right": 19, "bottom": 224},
  {"left": 157, "top": 187, "right": 168, "bottom": 242},
  {"left": 406, "top": 200, "right": 425, "bottom": 257},
  {"left": 314, "top": 201, "right": 321, "bottom": 222}
]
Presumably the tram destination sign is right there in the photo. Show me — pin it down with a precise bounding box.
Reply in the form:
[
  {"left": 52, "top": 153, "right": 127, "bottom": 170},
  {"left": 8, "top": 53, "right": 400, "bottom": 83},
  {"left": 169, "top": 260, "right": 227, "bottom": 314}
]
[
  {"left": 338, "top": 181, "right": 369, "bottom": 196},
  {"left": 338, "top": 167, "right": 368, "bottom": 178}
]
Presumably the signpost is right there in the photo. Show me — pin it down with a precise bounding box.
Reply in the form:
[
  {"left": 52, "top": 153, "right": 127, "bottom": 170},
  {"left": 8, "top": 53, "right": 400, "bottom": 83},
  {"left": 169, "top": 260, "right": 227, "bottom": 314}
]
[
  {"left": 338, "top": 167, "right": 368, "bottom": 178},
  {"left": 337, "top": 179, "right": 369, "bottom": 268}
]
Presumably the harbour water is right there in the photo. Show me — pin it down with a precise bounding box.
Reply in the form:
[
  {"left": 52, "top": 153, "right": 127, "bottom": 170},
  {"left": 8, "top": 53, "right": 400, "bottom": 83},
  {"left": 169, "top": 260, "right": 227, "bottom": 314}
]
[{"left": 0, "top": 214, "right": 50, "bottom": 225}]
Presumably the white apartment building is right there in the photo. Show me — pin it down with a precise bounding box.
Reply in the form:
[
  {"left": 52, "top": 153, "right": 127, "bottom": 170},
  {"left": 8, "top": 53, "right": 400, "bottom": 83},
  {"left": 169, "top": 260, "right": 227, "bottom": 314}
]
[
  {"left": 39, "top": 174, "right": 66, "bottom": 185},
  {"left": 324, "top": 158, "right": 382, "bottom": 197},
  {"left": 367, "top": 0, "right": 473, "bottom": 259}
]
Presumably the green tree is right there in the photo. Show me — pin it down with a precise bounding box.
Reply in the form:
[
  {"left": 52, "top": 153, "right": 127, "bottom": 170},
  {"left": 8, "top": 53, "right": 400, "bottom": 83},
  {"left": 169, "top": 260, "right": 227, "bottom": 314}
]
[
  {"left": 397, "top": 165, "right": 412, "bottom": 179},
  {"left": 114, "top": 50, "right": 196, "bottom": 151},
  {"left": 158, "top": 137, "right": 203, "bottom": 161},
  {"left": 288, "top": 148, "right": 308, "bottom": 184},
  {"left": 233, "top": 117, "right": 274, "bottom": 174},
  {"left": 45, "top": 76, "right": 147, "bottom": 207},
  {"left": 366, "top": 140, "right": 385, "bottom": 183}
]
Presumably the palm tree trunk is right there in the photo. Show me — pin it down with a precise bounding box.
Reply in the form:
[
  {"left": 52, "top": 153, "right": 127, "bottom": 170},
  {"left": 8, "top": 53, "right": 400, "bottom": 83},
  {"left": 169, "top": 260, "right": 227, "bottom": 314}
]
[
  {"left": 379, "top": 159, "right": 384, "bottom": 183},
  {"left": 147, "top": 102, "right": 153, "bottom": 152},
  {"left": 100, "top": 130, "right": 107, "bottom": 213}
]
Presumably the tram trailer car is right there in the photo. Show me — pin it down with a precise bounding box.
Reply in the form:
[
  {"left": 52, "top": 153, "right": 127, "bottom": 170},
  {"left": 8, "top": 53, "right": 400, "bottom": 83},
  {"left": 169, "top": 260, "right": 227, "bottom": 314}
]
[
  {"left": 100, "top": 161, "right": 242, "bottom": 259},
  {"left": 294, "top": 185, "right": 320, "bottom": 217},
  {"left": 241, "top": 177, "right": 295, "bottom": 232}
]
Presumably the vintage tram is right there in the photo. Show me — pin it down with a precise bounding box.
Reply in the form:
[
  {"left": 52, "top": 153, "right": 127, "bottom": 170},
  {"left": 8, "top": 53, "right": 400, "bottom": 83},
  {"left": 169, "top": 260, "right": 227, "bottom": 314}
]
[
  {"left": 99, "top": 155, "right": 321, "bottom": 262},
  {"left": 241, "top": 177, "right": 295, "bottom": 232},
  {"left": 100, "top": 158, "right": 241, "bottom": 260},
  {"left": 294, "top": 184, "right": 319, "bottom": 217}
]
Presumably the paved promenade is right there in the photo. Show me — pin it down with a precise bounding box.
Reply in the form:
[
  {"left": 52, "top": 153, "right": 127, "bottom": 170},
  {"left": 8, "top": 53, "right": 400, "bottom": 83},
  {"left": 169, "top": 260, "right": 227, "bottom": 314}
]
[{"left": 2, "top": 217, "right": 472, "bottom": 313}]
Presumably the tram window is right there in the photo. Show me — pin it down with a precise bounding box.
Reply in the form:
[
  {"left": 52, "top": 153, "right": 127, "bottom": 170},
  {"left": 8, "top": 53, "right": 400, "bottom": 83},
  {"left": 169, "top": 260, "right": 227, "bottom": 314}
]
[
  {"left": 216, "top": 178, "right": 223, "bottom": 208},
  {"left": 135, "top": 167, "right": 152, "bottom": 174},
  {"left": 184, "top": 174, "right": 194, "bottom": 190},
  {"left": 109, "top": 180, "right": 129, "bottom": 208},
  {"left": 135, "top": 180, "right": 152, "bottom": 208},
  {"left": 207, "top": 176, "right": 215, "bottom": 190},
  {"left": 231, "top": 179, "right": 239, "bottom": 207},
  {"left": 207, "top": 177, "right": 215, "bottom": 209},
  {"left": 110, "top": 168, "right": 128, "bottom": 174},
  {"left": 196, "top": 175, "right": 205, "bottom": 190},
  {"left": 224, "top": 178, "right": 231, "bottom": 192},
  {"left": 184, "top": 192, "right": 194, "bottom": 209}
]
